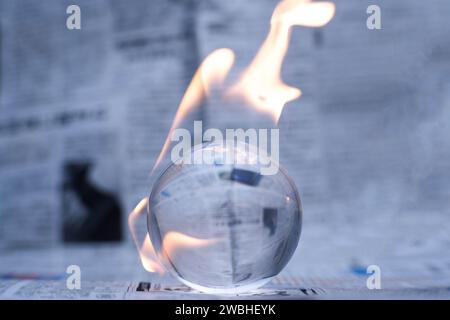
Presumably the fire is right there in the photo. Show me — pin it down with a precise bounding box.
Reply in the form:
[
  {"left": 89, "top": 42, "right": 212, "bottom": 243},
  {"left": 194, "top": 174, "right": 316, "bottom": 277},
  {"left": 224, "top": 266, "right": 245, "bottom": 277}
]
[
  {"left": 227, "top": 0, "right": 335, "bottom": 122},
  {"left": 162, "top": 231, "right": 217, "bottom": 261},
  {"left": 128, "top": 198, "right": 217, "bottom": 274},
  {"left": 128, "top": 197, "right": 164, "bottom": 274},
  {"left": 153, "top": 49, "right": 235, "bottom": 171},
  {"left": 152, "top": 0, "right": 335, "bottom": 172},
  {"left": 131, "top": 0, "right": 335, "bottom": 274}
]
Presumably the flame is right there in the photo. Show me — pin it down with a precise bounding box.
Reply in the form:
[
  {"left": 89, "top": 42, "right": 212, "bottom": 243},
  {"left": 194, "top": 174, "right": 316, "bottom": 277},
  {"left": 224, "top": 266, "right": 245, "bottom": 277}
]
[
  {"left": 162, "top": 231, "right": 217, "bottom": 260},
  {"left": 152, "top": 49, "right": 235, "bottom": 172},
  {"left": 227, "top": 0, "right": 335, "bottom": 122},
  {"left": 131, "top": 0, "right": 335, "bottom": 274},
  {"left": 128, "top": 198, "right": 217, "bottom": 274},
  {"left": 153, "top": 0, "right": 335, "bottom": 172},
  {"left": 128, "top": 197, "right": 165, "bottom": 274}
]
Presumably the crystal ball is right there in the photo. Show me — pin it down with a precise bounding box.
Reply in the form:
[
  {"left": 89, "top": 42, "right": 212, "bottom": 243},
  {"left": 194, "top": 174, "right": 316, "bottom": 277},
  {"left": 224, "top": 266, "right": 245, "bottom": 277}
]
[{"left": 147, "top": 142, "right": 302, "bottom": 294}]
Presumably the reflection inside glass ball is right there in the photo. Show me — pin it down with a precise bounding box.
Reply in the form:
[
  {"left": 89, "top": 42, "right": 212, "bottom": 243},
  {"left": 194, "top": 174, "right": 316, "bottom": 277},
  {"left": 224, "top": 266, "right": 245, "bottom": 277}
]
[{"left": 148, "top": 142, "right": 302, "bottom": 294}]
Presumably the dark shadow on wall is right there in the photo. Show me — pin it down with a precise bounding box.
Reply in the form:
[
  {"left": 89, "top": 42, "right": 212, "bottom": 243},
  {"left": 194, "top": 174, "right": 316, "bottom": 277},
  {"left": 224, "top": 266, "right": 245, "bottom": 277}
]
[{"left": 62, "top": 161, "right": 122, "bottom": 242}]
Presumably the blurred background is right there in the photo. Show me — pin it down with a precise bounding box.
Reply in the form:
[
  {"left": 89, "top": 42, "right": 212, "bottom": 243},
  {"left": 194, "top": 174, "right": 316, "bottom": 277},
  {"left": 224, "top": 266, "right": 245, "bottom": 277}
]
[{"left": 0, "top": 0, "right": 449, "bottom": 291}]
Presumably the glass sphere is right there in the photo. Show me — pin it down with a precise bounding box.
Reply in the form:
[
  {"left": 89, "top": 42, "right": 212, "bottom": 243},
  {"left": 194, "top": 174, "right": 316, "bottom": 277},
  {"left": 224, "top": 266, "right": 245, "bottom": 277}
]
[{"left": 147, "top": 142, "right": 302, "bottom": 294}]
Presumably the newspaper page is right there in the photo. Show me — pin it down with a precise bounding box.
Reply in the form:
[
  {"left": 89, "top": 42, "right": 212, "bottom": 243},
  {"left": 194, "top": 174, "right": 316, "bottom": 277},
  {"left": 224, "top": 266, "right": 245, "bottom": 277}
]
[
  {"left": 1, "top": 0, "right": 450, "bottom": 300},
  {"left": 0, "top": 0, "right": 200, "bottom": 247},
  {"left": 0, "top": 241, "right": 449, "bottom": 299},
  {"left": 195, "top": 0, "right": 450, "bottom": 271}
]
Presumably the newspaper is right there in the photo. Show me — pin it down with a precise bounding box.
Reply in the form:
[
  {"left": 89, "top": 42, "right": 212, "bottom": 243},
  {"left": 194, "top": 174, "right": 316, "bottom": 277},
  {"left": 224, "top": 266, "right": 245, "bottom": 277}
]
[
  {"left": 2, "top": 278, "right": 449, "bottom": 300},
  {"left": 195, "top": 0, "right": 450, "bottom": 255},
  {"left": 1, "top": 0, "right": 450, "bottom": 298},
  {"left": 0, "top": 241, "right": 449, "bottom": 299},
  {"left": 0, "top": 0, "right": 200, "bottom": 246}
]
